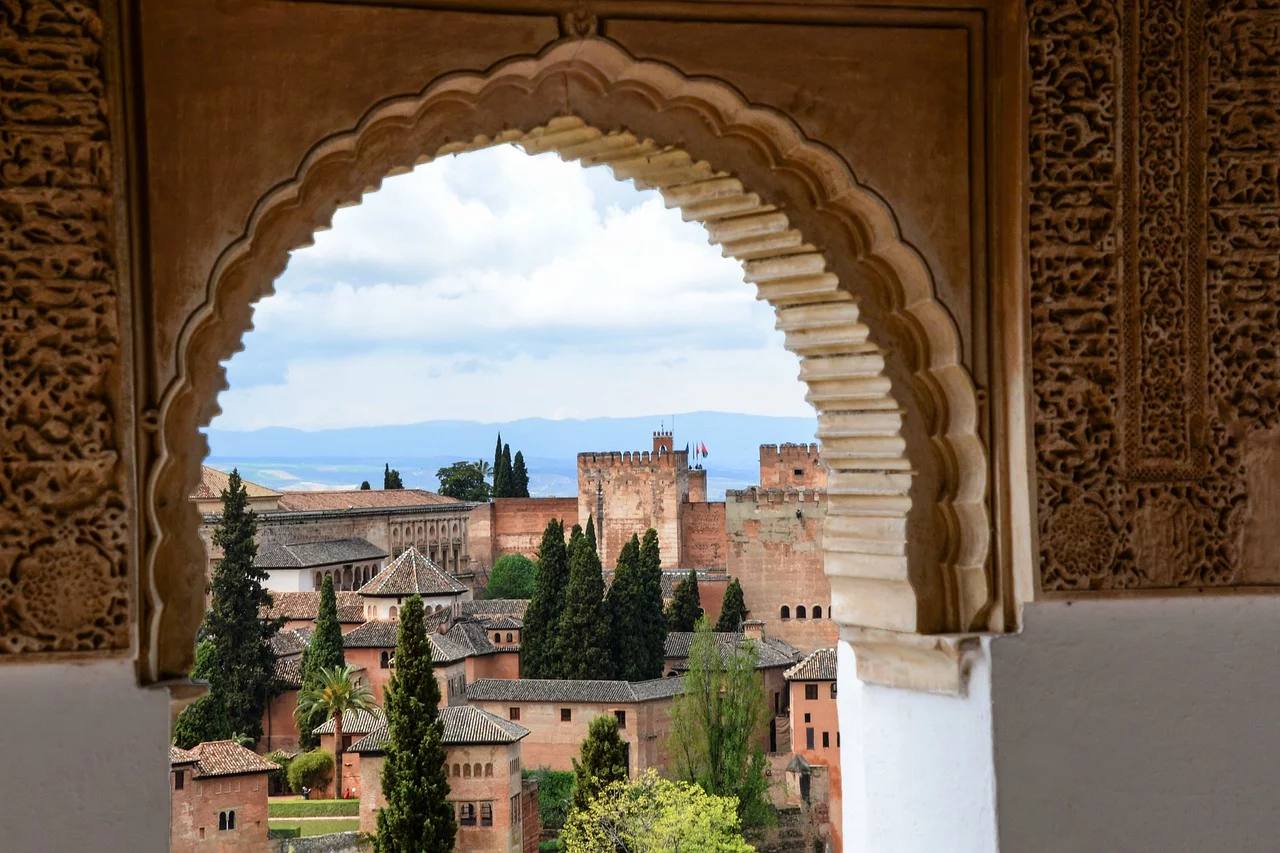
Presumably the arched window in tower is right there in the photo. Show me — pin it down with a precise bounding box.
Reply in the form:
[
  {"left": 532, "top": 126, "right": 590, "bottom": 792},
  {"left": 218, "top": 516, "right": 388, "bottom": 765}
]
[
  {"left": 796, "top": 605, "right": 807, "bottom": 619},
  {"left": 812, "top": 605, "right": 823, "bottom": 619},
  {"left": 780, "top": 606, "right": 790, "bottom": 620}
]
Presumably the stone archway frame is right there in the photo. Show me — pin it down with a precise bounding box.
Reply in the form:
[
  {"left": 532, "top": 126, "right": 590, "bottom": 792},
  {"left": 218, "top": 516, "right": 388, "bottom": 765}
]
[{"left": 143, "top": 38, "right": 991, "bottom": 690}]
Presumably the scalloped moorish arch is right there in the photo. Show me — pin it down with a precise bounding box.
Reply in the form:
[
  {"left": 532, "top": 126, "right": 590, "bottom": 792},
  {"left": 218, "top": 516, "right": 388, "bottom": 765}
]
[{"left": 143, "top": 38, "right": 990, "bottom": 685}]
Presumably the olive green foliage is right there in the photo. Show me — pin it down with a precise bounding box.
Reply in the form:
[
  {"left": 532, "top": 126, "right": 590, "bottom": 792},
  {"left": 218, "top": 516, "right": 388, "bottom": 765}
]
[
  {"left": 485, "top": 553, "right": 537, "bottom": 599},
  {"left": 523, "top": 768, "right": 575, "bottom": 830},
  {"left": 666, "top": 568, "right": 704, "bottom": 632},
  {"left": 298, "top": 575, "right": 346, "bottom": 749},
  {"left": 520, "top": 519, "right": 569, "bottom": 678},
  {"left": 436, "top": 460, "right": 491, "bottom": 502},
  {"left": 571, "top": 715, "right": 630, "bottom": 816},
  {"left": 174, "top": 470, "right": 279, "bottom": 748},
  {"left": 715, "top": 578, "right": 748, "bottom": 632},
  {"left": 384, "top": 463, "right": 404, "bottom": 489},
  {"left": 556, "top": 533, "right": 612, "bottom": 680},
  {"left": 669, "top": 618, "right": 773, "bottom": 829},
  {"left": 561, "top": 770, "right": 753, "bottom": 853},
  {"left": 287, "top": 749, "right": 334, "bottom": 794},
  {"left": 375, "top": 595, "right": 455, "bottom": 852}
]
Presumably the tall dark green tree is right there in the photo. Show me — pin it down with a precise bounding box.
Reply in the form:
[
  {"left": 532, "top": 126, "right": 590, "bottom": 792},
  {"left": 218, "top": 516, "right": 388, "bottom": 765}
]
[
  {"left": 297, "top": 575, "right": 346, "bottom": 748},
  {"left": 491, "top": 434, "right": 508, "bottom": 498},
  {"left": 520, "top": 519, "right": 570, "bottom": 678},
  {"left": 174, "top": 469, "right": 279, "bottom": 745},
  {"left": 632, "top": 528, "right": 668, "bottom": 679},
  {"left": 556, "top": 533, "right": 612, "bottom": 680},
  {"left": 571, "top": 715, "right": 630, "bottom": 815},
  {"left": 666, "top": 568, "right": 703, "bottom": 632},
  {"left": 511, "top": 450, "right": 530, "bottom": 498},
  {"left": 384, "top": 463, "right": 404, "bottom": 490},
  {"left": 606, "top": 535, "right": 647, "bottom": 680},
  {"left": 715, "top": 578, "right": 748, "bottom": 632},
  {"left": 584, "top": 514, "right": 597, "bottom": 555},
  {"left": 499, "top": 444, "right": 513, "bottom": 496},
  {"left": 375, "top": 595, "right": 455, "bottom": 852},
  {"left": 173, "top": 639, "right": 232, "bottom": 748}
]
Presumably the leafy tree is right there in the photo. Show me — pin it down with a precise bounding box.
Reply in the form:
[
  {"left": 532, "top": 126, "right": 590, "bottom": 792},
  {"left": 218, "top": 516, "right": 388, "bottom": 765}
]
[
  {"left": 562, "top": 770, "right": 752, "bottom": 853},
  {"left": 521, "top": 519, "right": 569, "bottom": 678},
  {"left": 485, "top": 553, "right": 537, "bottom": 599},
  {"left": 174, "top": 469, "right": 279, "bottom": 746},
  {"left": 297, "top": 575, "right": 346, "bottom": 749},
  {"left": 360, "top": 480, "right": 372, "bottom": 490},
  {"left": 287, "top": 749, "right": 335, "bottom": 794},
  {"left": 294, "top": 663, "right": 377, "bottom": 800},
  {"left": 376, "top": 595, "right": 456, "bottom": 852},
  {"left": 715, "top": 577, "right": 748, "bottom": 632},
  {"left": 173, "top": 638, "right": 232, "bottom": 748},
  {"left": 666, "top": 568, "right": 703, "bottom": 632},
  {"left": 523, "top": 768, "right": 575, "bottom": 832},
  {"left": 556, "top": 533, "right": 612, "bottom": 680},
  {"left": 584, "top": 514, "right": 597, "bottom": 555},
  {"left": 512, "top": 450, "right": 530, "bottom": 497},
  {"left": 384, "top": 463, "right": 404, "bottom": 490},
  {"left": 571, "top": 715, "right": 630, "bottom": 816},
  {"left": 435, "top": 461, "right": 491, "bottom": 502},
  {"left": 669, "top": 618, "right": 773, "bottom": 829},
  {"left": 605, "top": 535, "right": 647, "bottom": 681}
]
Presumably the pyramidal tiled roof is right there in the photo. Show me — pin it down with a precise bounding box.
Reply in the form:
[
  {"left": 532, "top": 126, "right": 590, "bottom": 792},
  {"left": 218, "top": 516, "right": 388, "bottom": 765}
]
[
  {"left": 358, "top": 546, "right": 468, "bottom": 598},
  {"left": 785, "top": 647, "right": 838, "bottom": 681},
  {"left": 342, "top": 619, "right": 482, "bottom": 664},
  {"left": 170, "top": 740, "right": 277, "bottom": 778},
  {"left": 350, "top": 706, "right": 529, "bottom": 754}
]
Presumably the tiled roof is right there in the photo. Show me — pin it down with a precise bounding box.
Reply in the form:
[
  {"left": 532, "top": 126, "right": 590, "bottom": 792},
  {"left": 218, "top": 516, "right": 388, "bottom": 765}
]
[
  {"left": 269, "top": 629, "right": 308, "bottom": 658},
  {"left": 351, "top": 706, "right": 529, "bottom": 754},
  {"left": 664, "top": 632, "right": 801, "bottom": 670},
  {"left": 262, "top": 591, "right": 366, "bottom": 623},
  {"left": 341, "top": 619, "right": 476, "bottom": 664},
  {"left": 448, "top": 619, "right": 499, "bottom": 658},
  {"left": 176, "top": 740, "right": 277, "bottom": 778},
  {"left": 358, "top": 546, "right": 468, "bottom": 597},
  {"left": 480, "top": 615, "right": 522, "bottom": 631},
  {"left": 785, "top": 647, "right": 837, "bottom": 681},
  {"left": 459, "top": 599, "right": 529, "bottom": 618},
  {"left": 191, "top": 466, "right": 281, "bottom": 501},
  {"left": 312, "top": 707, "right": 385, "bottom": 737},
  {"left": 274, "top": 656, "right": 303, "bottom": 689},
  {"left": 276, "top": 489, "right": 459, "bottom": 511},
  {"left": 342, "top": 620, "right": 400, "bottom": 649},
  {"left": 255, "top": 538, "right": 387, "bottom": 569},
  {"left": 467, "top": 677, "right": 684, "bottom": 704}
]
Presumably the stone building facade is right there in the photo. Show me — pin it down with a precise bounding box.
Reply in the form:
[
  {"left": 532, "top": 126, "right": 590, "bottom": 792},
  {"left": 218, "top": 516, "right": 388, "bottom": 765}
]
[
  {"left": 785, "top": 648, "right": 841, "bottom": 851},
  {"left": 169, "top": 742, "right": 275, "bottom": 853}
]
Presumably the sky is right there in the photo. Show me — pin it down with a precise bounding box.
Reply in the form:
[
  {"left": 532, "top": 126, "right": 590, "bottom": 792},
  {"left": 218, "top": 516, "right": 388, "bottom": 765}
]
[{"left": 213, "top": 145, "right": 812, "bottom": 432}]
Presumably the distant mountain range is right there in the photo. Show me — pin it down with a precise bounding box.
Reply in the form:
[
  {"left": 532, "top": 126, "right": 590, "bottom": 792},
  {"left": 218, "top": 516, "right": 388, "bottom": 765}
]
[{"left": 204, "top": 411, "right": 818, "bottom": 500}]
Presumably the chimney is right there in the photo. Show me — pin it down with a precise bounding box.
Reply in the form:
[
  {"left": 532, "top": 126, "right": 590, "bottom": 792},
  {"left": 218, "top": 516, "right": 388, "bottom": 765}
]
[{"left": 742, "top": 619, "right": 765, "bottom": 641}]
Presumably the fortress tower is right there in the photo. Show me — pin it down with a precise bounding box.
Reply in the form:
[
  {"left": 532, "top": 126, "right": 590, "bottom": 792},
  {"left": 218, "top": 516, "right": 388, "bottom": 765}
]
[{"left": 759, "top": 443, "right": 827, "bottom": 489}]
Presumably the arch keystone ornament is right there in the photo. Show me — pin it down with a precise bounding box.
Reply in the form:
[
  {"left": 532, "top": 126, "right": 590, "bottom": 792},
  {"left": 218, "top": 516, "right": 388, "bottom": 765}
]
[{"left": 145, "top": 38, "right": 994, "bottom": 693}]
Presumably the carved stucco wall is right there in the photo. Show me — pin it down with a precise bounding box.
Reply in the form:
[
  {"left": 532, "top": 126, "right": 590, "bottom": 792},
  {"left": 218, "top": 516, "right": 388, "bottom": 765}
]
[
  {"left": 0, "top": 1, "right": 131, "bottom": 655},
  {"left": 1030, "top": 0, "right": 1280, "bottom": 592}
]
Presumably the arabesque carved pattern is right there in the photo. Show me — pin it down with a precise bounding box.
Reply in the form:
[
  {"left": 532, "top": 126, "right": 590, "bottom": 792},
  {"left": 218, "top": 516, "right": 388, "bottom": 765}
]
[
  {"left": 0, "top": 1, "right": 130, "bottom": 653},
  {"left": 1031, "top": 0, "right": 1280, "bottom": 591}
]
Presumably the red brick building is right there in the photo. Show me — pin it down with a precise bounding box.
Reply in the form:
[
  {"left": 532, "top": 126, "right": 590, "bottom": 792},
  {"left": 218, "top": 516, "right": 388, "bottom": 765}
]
[
  {"left": 313, "top": 708, "right": 385, "bottom": 800},
  {"left": 785, "top": 648, "right": 841, "bottom": 851},
  {"left": 169, "top": 741, "right": 276, "bottom": 852}
]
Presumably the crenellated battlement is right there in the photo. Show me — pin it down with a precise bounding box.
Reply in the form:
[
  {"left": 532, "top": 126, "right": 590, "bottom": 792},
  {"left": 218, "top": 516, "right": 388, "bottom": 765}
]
[
  {"left": 726, "top": 486, "right": 826, "bottom": 505},
  {"left": 577, "top": 447, "right": 686, "bottom": 469},
  {"left": 759, "top": 442, "right": 821, "bottom": 461},
  {"left": 759, "top": 441, "right": 826, "bottom": 489}
]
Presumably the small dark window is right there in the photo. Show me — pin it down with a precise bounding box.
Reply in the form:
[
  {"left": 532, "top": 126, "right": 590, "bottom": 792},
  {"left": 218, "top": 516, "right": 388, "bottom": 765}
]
[
  {"left": 794, "top": 468, "right": 804, "bottom": 476},
  {"left": 218, "top": 812, "right": 227, "bottom": 832},
  {"left": 509, "top": 707, "right": 520, "bottom": 721},
  {"left": 561, "top": 708, "right": 572, "bottom": 722},
  {"left": 506, "top": 632, "right": 513, "bottom": 643},
  {"left": 837, "top": 732, "right": 841, "bottom": 747},
  {"left": 174, "top": 770, "right": 184, "bottom": 790},
  {"left": 796, "top": 605, "right": 807, "bottom": 619},
  {"left": 805, "top": 683, "right": 819, "bottom": 700},
  {"left": 813, "top": 605, "right": 823, "bottom": 619},
  {"left": 379, "top": 651, "right": 389, "bottom": 669},
  {"left": 823, "top": 731, "right": 831, "bottom": 748},
  {"left": 830, "top": 683, "right": 838, "bottom": 699},
  {"left": 614, "top": 710, "right": 626, "bottom": 729},
  {"left": 780, "top": 606, "right": 790, "bottom": 619},
  {"left": 806, "top": 727, "right": 815, "bottom": 750},
  {"left": 485, "top": 763, "right": 493, "bottom": 777},
  {"left": 494, "top": 633, "right": 502, "bottom": 642},
  {"left": 804, "top": 712, "right": 811, "bottom": 723},
  {"left": 480, "top": 802, "right": 493, "bottom": 827},
  {"left": 228, "top": 812, "right": 235, "bottom": 831},
  {"left": 459, "top": 803, "right": 477, "bottom": 826}
]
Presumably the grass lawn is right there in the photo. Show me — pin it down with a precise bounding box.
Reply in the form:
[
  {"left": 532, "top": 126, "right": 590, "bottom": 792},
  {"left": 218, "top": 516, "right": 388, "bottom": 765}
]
[
  {"left": 268, "top": 818, "right": 360, "bottom": 837},
  {"left": 268, "top": 799, "right": 359, "bottom": 818}
]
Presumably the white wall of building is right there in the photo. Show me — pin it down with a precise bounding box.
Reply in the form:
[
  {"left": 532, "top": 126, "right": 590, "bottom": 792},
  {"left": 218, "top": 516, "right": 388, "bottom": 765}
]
[
  {"left": 0, "top": 659, "right": 169, "bottom": 853},
  {"left": 265, "top": 567, "right": 311, "bottom": 591}
]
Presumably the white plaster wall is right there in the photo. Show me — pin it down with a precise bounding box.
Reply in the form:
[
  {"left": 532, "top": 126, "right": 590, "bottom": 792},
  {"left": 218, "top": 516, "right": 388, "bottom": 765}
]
[
  {"left": 266, "top": 567, "right": 309, "bottom": 591},
  {"left": 0, "top": 658, "right": 169, "bottom": 853},
  {"left": 992, "top": 598, "right": 1280, "bottom": 853},
  {"left": 838, "top": 640, "right": 998, "bottom": 853}
]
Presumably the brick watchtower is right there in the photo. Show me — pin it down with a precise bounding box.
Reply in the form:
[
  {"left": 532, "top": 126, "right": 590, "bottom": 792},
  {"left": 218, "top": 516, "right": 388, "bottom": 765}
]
[{"left": 653, "top": 430, "right": 674, "bottom": 454}]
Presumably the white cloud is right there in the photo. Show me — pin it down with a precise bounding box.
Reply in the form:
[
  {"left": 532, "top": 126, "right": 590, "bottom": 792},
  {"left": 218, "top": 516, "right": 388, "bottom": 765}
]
[{"left": 215, "top": 145, "right": 810, "bottom": 430}]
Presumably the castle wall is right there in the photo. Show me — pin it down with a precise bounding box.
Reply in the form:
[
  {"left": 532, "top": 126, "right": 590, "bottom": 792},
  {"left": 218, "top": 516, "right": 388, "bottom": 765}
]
[
  {"left": 759, "top": 444, "right": 826, "bottom": 490},
  {"left": 687, "top": 468, "right": 708, "bottom": 502},
  {"left": 577, "top": 449, "right": 688, "bottom": 568},
  {"left": 492, "top": 498, "right": 579, "bottom": 563},
  {"left": 727, "top": 488, "right": 836, "bottom": 652},
  {"left": 680, "top": 501, "right": 728, "bottom": 569}
]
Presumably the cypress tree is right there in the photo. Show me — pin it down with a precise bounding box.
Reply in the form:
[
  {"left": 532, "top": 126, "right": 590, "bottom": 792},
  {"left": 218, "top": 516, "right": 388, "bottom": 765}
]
[
  {"left": 715, "top": 578, "right": 748, "bottom": 632},
  {"left": 634, "top": 528, "right": 668, "bottom": 679},
  {"left": 606, "top": 535, "right": 645, "bottom": 680},
  {"left": 584, "top": 514, "right": 597, "bottom": 556},
  {"left": 173, "top": 639, "right": 232, "bottom": 748},
  {"left": 175, "top": 469, "right": 279, "bottom": 744},
  {"left": 492, "top": 434, "right": 507, "bottom": 498},
  {"left": 297, "top": 575, "right": 346, "bottom": 748},
  {"left": 666, "top": 569, "right": 703, "bottom": 633},
  {"left": 384, "top": 463, "right": 404, "bottom": 490},
  {"left": 557, "top": 533, "right": 612, "bottom": 680},
  {"left": 571, "top": 715, "right": 630, "bottom": 815},
  {"left": 521, "top": 519, "right": 570, "bottom": 678},
  {"left": 499, "top": 444, "right": 514, "bottom": 497},
  {"left": 512, "top": 450, "right": 530, "bottom": 498},
  {"left": 375, "top": 595, "right": 456, "bottom": 852}
]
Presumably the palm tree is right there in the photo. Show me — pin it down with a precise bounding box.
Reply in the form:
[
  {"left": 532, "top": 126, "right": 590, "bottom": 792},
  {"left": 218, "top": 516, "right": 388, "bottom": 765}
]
[
  {"left": 476, "top": 459, "right": 493, "bottom": 483},
  {"left": 294, "top": 664, "right": 378, "bottom": 800}
]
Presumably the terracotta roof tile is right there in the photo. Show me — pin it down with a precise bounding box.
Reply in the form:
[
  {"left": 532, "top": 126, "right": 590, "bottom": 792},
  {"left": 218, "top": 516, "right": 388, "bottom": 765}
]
[
  {"left": 467, "top": 677, "right": 684, "bottom": 704},
  {"left": 177, "top": 741, "right": 277, "bottom": 778},
  {"left": 276, "top": 489, "right": 459, "bottom": 511},
  {"left": 169, "top": 746, "right": 199, "bottom": 765},
  {"left": 273, "top": 656, "right": 303, "bottom": 689},
  {"left": 262, "top": 591, "right": 365, "bottom": 623},
  {"left": 312, "top": 708, "right": 385, "bottom": 737},
  {"left": 269, "top": 629, "right": 308, "bottom": 658},
  {"left": 459, "top": 599, "right": 529, "bottom": 618},
  {"left": 350, "top": 706, "right": 529, "bottom": 754},
  {"left": 784, "top": 647, "right": 838, "bottom": 681},
  {"left": 255, "top": 538, "right": 386, "bottom": 569},
  {"left": 358, "top": 546, "right": 468, "bottom": 597},
  {"left": 191, "top": 466, "right": 281, "bottom": 501}
]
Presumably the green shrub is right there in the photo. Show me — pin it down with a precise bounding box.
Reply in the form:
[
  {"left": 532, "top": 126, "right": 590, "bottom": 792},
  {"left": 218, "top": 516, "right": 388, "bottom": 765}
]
[
  {"left": 287, "top": 749, "right": 334, "bottom": 794},
  {"left": 524, "top": 767, "right": 575, "bottom": 830},
  {"left": 485, "top": 554, "right": 537, "bottom": 599},
  {"left": 538, "top": 841, "right": 563, "bottom": 852},
  {"left": 268, "top": 799, "right": 359, "bottom": 818},
  {"left": 266, "top": 751, "right": 292, "bottom": 793}
]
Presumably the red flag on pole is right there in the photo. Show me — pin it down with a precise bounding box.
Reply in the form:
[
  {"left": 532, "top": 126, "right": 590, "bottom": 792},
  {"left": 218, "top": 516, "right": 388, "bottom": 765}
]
[{"left": 699, "top": 442, "right": 709, "bottom": 457}]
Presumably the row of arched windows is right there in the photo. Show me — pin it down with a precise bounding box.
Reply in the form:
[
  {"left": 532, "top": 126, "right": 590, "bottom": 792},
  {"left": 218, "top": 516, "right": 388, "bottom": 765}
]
[
  {"left": 779, "top": 605, "right": 829, "bottom": 620},
  {"left": 449, "top": 761, "right": 494, "bottom": 778},
  {"left": 314, "top": 562, "right": 377, "bottom": 592},
  {"left": 492, "top": 632, "right": 515, "bottom": 643},
  {"left": 218, "top": 811, "right": 236, "bottom": 831}
]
